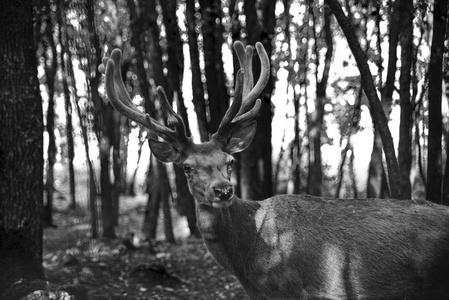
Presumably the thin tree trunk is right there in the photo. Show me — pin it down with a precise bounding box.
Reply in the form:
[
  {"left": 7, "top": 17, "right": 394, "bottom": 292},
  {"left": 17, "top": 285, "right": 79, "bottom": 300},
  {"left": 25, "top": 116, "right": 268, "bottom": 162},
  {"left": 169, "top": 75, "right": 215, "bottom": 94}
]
[
  {"left": 308, "top": 1, "right": 333, "bottom": 196},
  {"left": 143, "top": 156, "right": 161, "bottom": 239},
  {"left": 56, "top": 0, "right": 76, "bottom": 209},
  {"left": 43, "top": 17, "right": 57, "bottom": 227},
  {"left": 74, "top": 89, "right": 99, "bottom": 239},
  {"left": 397, "top": 0, "right": 414, "bottom": 200},
  {"left": 68, "top": 43, "right": 99, "bottom": 238},
  {"left": 426, "top": 0, "right": 447, "bottom": 203},
  {"left": 112, "top": 110, "right": 122, "bottom": 226},
  {"left": 326, "top": 0, "right": 401, "bottom": 199},
  {"left": 367, "top": 0, "right": 400, "bottom": 199},
  {"left": 186, "top": 0, "right": 209, "bottom": 142}
]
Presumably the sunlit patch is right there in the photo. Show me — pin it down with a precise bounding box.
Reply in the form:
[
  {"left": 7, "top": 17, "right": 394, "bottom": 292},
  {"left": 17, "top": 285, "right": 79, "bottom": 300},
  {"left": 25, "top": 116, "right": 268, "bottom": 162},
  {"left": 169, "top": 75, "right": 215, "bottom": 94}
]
[
  {"left": 321, "top": 243, "right": 346, "bottom": 299},
  {"left": 349, "top": 252, "right": 364, "bottom": 298}
]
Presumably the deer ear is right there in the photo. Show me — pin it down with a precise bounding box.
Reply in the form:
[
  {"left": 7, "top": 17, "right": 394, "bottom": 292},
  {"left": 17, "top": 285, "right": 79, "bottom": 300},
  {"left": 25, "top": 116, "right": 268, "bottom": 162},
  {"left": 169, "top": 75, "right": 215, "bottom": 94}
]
[
  {"left": 148, "top": 138, "right": 183, "bottom": 164},
  {"left": 224, "top": 121, "right": 257, "bottom": 154}
]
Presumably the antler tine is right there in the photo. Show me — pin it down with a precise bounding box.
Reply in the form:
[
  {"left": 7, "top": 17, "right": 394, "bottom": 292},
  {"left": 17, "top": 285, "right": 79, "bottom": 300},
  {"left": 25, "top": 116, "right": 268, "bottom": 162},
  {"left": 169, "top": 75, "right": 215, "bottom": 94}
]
[
  {"left": 104, "top": 58, "right": 150, "bottom": 128},
  {"left": 156, "top": 87, "right": 191, "bottom": 149},
  {"left": 234, "top": 42, "right": 254, "bottom": 99},
  {"left": 211, "top": 41, "right": 269, "bottom": 145},
  {"left": 212, "top": 69, "right": 244, "bottom": 142},
  {"left": 101, "top": 49, "right": 190, "bottom": 151},
  {"left": 234, "top": 41, "right": 270, "bottom": 116}
]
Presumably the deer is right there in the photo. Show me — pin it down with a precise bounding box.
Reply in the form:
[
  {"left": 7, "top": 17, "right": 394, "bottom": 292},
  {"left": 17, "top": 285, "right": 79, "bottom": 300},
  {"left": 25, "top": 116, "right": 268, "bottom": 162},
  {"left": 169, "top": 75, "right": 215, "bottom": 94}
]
[{"left": 99, "top": 41, "right": 449, "bottom": 300}]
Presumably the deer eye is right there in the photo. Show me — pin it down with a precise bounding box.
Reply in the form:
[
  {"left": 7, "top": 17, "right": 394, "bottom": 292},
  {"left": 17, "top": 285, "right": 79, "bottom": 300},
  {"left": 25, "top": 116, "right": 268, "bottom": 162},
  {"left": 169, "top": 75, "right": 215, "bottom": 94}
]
[{"left": 183, "top": 164, "right": 192, "bottom": 174}]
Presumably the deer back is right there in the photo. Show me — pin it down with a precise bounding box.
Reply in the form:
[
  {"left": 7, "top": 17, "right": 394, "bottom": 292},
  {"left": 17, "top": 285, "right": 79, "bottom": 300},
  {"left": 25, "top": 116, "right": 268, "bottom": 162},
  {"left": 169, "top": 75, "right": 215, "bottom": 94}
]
[{"left": 199, "top": 195, "right": 449, "bottom": 299}]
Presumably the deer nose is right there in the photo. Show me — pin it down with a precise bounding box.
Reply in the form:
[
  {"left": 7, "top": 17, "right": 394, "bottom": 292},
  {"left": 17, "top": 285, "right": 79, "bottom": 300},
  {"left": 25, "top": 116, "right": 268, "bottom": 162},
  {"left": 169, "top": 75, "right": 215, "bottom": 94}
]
[{"left": 213, "top": 185, "right": 234, "bottom": 201}]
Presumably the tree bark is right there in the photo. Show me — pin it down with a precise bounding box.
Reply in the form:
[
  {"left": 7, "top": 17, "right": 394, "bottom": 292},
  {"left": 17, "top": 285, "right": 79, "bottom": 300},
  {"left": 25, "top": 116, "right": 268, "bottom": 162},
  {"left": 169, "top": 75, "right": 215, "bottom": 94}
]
[
  {"left": 397, "top": 0, "right": 414, "bottom": 199},
  {"left": 326, "top": 0, "right": 401, "bottom": 199},
  {"left": 0, "top": 0, "right": 45, "bottom": 294},
  {"left": 199, "top": 0, "right": 229, "bottom": 133},
  {"left": 426, "top": 0, "right": 447, "bottom": 203}
]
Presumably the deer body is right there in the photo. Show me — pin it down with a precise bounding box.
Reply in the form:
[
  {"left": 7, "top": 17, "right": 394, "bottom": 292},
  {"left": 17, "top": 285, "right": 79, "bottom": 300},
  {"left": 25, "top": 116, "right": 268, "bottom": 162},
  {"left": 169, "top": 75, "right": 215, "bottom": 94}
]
[
  {"left": 197, "top": 195, "right": 449, "bottom": 299},
  {"left": 99, "top": 41, "right": 449, "bottom": 299}
]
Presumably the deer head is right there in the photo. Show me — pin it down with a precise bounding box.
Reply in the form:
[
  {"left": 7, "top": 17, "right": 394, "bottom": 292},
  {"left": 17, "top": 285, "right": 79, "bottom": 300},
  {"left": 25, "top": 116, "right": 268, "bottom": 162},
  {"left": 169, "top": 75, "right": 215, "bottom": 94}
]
[{"left": 99, "top": 41, "right": 269, "bottom": 209}]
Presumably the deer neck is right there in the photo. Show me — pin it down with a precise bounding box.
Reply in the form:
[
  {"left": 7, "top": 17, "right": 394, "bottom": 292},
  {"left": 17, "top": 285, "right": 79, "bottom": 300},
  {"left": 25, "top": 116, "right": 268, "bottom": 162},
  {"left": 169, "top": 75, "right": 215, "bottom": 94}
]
[{"left": 195, "top": 198, "right": 263, "bottom": 278}]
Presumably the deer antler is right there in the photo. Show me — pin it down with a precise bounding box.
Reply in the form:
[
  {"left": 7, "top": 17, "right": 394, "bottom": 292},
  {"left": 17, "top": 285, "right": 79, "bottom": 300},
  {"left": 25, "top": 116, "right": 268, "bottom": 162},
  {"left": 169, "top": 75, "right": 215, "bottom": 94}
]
[
  {"left": 99, "top": 49, "right": 191, "bottom": 151},
  {"left": 212, "top": 41, "right": 270, "bottom": 143}
]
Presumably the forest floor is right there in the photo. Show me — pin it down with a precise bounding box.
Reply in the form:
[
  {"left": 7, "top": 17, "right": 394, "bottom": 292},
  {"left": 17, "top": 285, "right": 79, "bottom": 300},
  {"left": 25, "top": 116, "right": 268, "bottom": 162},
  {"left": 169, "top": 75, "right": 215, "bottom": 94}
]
[{"left": 43, "top": 195, "right": 249, "bottom": 300}]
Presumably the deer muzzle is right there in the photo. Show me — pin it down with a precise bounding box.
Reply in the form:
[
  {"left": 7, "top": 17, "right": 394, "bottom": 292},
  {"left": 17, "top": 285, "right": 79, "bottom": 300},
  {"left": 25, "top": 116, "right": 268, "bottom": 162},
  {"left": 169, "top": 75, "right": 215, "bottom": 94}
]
[{"left": 210, "top": 182, "right": 234, "bottom": 208}]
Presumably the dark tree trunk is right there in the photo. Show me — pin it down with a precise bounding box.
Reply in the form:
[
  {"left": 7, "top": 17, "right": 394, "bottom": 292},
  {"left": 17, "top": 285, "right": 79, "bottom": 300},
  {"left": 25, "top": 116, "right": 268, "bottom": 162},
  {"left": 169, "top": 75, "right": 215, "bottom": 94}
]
[
  {"left": 0, "top": 0, "right": 45, "bottom": 294},
  {"left": 100, "top": 104, "right": 116, "bottom": 239},
  {"left": 186, "top": 0, "right": 209, "bottom": 142},
  {"left": 426, "top": 0, "right": 447, "bottom": 203},
  {"left": 112, "top": 110, "right": 122, "bottom": 226},
  {"left": 43, "top": 11, "right": 57, "bottom": 226},
  {"left": 239, "top": 0, "right": 275, "bottom": 200},
  {"left": 160, "top": 0, "right": 199, "bottom": 238},
  {"left": 199, "top": 0, "right": 229, "bottom": 133},
  {"left": 397, "top": 0, "right": 414, "bottom": 199},
  {"left": 143, "top": 157, "right": 161, "bottom": 239}
]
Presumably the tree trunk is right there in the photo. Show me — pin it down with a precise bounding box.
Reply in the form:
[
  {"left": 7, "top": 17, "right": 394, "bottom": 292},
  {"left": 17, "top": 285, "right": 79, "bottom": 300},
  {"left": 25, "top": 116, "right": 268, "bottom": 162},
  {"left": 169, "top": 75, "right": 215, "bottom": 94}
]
[
  {"left": 397, "top": 0, "right": 414, "bottom": 199},
  {"left": 326, "top": 0, "right": 401, "bottom": 199},
  {"left": 199, "top": 0, "right": 229, "bottom": 133},
  {"left": 74, "top": 86, "right": 99, "bottom": 239},
  {"left": 143, "top": 156, "right": 161, "bottom": 239},
  {"left": 112, "top": 110, "right": 122, "bottom": 226},
  {"left": 186, "top": 0, "right": 209, "bottom": 142},
  {"left": 0, "top": 0, "right": 45, "bottom": 294},
  {"left": 56, "top": 0, "right": 76, "bottom": 209},
  {"left": 307, "top": 2, "right": 333, "bottom": 196},
  {"left": 426, "top": 0, "right": 447, "bottom": 203},
  {"left": 68, "top": 43, "right": 99, "bottom": 238},
  {"left": 160, "top": 0, "right": 199, "bottom": 237},
  {"left": 43, "top": 14, "right": 58, "bottom": 226},
  {"left": 100, "top": 104, "right": 116, "bottom": 239},
  {"left": 62, "top": 54, "right": 76, "bottom": 210},
  {"left": 84, "top": 0, "right": 115, "bottom": 238},
  {"left": 239, "top": 0, "right": 275, "bottom": 200},
  {"left": 367, "top": 0, "right": 400, "bottom": 199}
]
